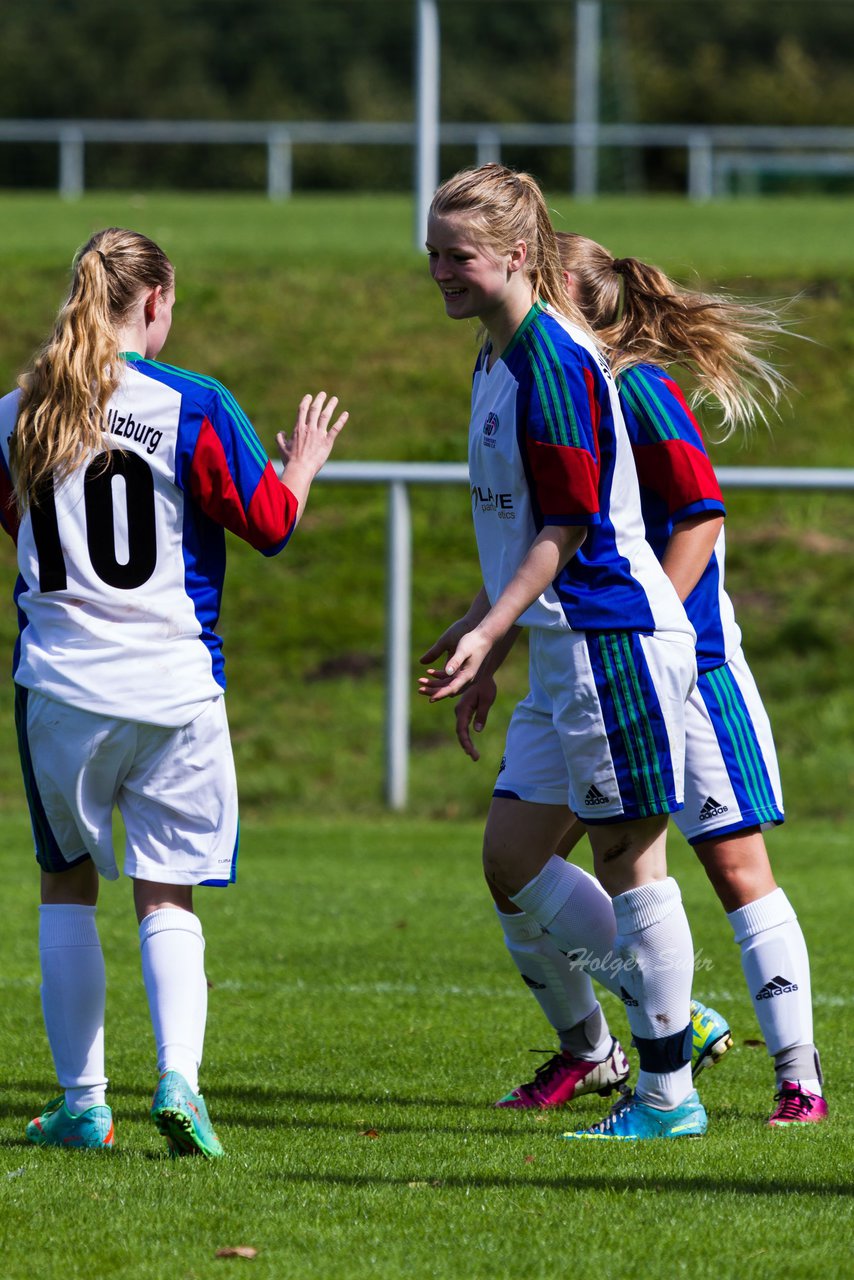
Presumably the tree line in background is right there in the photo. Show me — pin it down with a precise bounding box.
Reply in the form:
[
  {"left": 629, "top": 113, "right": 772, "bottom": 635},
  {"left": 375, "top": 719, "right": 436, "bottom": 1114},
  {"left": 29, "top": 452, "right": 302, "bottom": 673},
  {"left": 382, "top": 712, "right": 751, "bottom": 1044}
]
[{"left": 1, "top": 0, "right": 852, "bottom": 193}]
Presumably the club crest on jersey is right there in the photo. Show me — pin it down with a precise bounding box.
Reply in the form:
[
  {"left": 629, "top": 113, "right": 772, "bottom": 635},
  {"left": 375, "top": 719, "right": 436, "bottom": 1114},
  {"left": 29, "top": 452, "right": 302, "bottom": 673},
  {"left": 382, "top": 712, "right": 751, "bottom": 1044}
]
[{"left": 482, "top": 412, "right": 499, "bottom": 447}]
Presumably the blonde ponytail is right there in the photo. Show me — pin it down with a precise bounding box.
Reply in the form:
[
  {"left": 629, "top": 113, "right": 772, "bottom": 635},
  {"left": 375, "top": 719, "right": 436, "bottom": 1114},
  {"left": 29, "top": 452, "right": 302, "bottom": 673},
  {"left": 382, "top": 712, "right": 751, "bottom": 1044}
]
[
  {"left": 556, "top": 232, "right": 793, "bottom": 436},
  {"left": 12, "top": 227, "right": 173, "bottom": 508}
]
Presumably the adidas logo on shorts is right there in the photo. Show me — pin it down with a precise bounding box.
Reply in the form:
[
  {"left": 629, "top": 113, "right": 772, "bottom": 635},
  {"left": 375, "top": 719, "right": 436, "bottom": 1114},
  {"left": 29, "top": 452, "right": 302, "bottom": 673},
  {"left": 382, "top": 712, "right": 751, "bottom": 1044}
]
[
  {"left": 699, "top": 795, "right": 729, "bottom": 821},
  {"left": 584, "top": 784, "right": 610, "bottom": 807},
  {"left": 756, "top": 974, "right": 799, "bottom": 1000},
  {"left": 620, "top": 984, "right": 639, "bottom": 1007}
]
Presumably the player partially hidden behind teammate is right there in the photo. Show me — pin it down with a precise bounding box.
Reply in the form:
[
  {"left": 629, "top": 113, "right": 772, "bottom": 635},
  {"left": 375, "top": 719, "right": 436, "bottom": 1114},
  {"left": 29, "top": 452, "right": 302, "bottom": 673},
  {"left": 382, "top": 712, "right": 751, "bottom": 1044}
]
[
  {"left": 0, "top": 228, "right": 347, "bottom": 1155},
  {"left": 454, "top": 230, "right": 826, "bottom": 1128},
  {"left": 420, "top": 164, "right": 708, "bottom": 1140}
]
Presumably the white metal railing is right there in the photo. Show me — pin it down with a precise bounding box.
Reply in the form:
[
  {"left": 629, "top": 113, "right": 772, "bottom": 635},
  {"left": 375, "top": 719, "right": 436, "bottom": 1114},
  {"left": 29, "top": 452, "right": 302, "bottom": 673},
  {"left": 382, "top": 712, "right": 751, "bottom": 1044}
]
[
  {"left": 3, "top": 118, "right": 854, "bottom": 203},
  {"left": 295, "top": 461, "right": 854, "bottom": 809}
]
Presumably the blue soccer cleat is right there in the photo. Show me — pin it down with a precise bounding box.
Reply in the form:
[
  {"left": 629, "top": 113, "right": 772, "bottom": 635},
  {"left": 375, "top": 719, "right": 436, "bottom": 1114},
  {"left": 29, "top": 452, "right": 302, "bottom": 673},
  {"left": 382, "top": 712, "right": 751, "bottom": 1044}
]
[
  {"left": 561, "top": 1088, "right": 707, "bottom": 1140},
  {"left": 150, "top": 1069, "right": 224, "bottom": 1158},
  {"left": 26, "top": 1096, "right": 114, "bottom": 1149},
  {"left": 690, "top": 999, "right": 733, "bottom": 1078}
]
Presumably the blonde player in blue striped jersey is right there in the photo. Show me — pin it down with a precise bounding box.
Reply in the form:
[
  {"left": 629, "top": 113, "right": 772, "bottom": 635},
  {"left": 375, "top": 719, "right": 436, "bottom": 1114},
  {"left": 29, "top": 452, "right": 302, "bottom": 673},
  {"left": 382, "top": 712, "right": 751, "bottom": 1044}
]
[
  {"left": 456, "top": 230, "right": 826, "bottom": 1129},
  {"left": 420, "top": 164, "right": 707, "bottom": 1140},
  {"left": 0, "top": 228, "right": 347, "bottom": 1155}
]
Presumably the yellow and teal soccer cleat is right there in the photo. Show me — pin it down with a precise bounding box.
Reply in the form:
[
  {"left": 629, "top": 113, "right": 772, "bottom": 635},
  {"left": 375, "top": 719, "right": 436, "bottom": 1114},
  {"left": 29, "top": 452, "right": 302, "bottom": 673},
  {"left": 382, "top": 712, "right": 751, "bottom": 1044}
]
[
  {"left": 690, "top": 999, "right": 733, "bottom": 1078},
  {"left": 561, "top": 1088, "right": 707, "bottom": 1140}
]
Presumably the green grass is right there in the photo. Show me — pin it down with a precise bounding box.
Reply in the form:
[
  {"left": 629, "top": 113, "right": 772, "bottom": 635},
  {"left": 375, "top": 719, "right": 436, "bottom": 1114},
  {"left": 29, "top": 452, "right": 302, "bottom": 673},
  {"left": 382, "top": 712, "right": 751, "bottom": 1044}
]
[
  {"left": 0, "top": 815, "right": 850, "bottom": 1280},
  {"left": 0, "top": 194, "right": 851, "bottom": 825}
]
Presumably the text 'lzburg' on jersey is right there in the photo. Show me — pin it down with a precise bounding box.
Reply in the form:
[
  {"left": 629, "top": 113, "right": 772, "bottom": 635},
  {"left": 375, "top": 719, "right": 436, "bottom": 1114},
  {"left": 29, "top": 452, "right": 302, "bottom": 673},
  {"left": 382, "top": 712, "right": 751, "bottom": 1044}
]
[
  {"left": 0, "top": 356, "right": 299, "bottom": 727},
  {"left": 617, "top": 362, "right": 742, "bottom": 671},
  {"left": 468, "top": 302, "right": 694, "bottom": 639}
]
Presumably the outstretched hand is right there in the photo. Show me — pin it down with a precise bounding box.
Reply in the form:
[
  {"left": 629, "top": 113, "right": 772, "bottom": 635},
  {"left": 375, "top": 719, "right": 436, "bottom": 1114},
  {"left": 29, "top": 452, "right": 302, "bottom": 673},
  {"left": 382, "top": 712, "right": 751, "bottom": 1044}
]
[
  {"left": 417, "top": 626, "right": 494, "bottom": 702},
  {"left": 276, "top": 391, "right": 348, "bottom": 478}
]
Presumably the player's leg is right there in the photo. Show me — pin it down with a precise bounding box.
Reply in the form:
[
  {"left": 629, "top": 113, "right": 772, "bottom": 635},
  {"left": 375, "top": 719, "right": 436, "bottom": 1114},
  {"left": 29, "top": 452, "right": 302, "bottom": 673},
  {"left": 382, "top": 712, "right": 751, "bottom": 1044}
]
[
  {"left": 122, "top": 699, "right": 236, "bottom": 1157},
  {"left": 18, "top": 689, "right": 121, "bottom": 1149},
  {"left": 485, "top": 799, "right": 630, "bottom": 1107},
  {"left": 555, "top": 630, "right": 705, "bottom": 1140},
  {"left": 682, "top": 653, "right": 825, "bottom": 1124}
]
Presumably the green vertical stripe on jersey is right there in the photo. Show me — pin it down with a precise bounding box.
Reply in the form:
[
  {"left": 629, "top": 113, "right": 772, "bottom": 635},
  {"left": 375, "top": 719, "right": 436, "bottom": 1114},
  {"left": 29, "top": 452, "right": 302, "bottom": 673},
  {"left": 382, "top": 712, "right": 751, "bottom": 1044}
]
[
  {"left": 619, "top": 368, "right": 680, "bottom": 443},
  {"left": 526, "top": 323, "right": 582, "bottom": 448},
  {"left": 704, "top": 666, "right": 779, "bottom": 822}
]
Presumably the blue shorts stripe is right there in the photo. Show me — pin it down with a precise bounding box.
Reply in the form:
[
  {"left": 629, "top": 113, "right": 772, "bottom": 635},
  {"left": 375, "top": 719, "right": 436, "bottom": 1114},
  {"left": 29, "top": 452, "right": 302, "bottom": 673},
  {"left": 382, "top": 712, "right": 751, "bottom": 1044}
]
[
  {"left": 14, "top": 685, "right": 89, "bottom": 874},
  {"left": 701, "top": 667, "right": 779, "bottom": 823},
  {"left": 592, "top": 633, "right": 675, "bottom": 817}
]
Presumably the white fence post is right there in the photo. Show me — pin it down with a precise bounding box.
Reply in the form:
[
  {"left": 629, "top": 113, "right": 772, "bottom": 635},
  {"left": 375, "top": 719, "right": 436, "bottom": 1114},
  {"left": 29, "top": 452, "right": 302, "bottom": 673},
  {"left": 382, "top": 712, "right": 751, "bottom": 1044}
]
[
  {"left": 267, "top": 128, "right": 293, "bottom": 200},
  {"left": 385, "top": 480, "right": 412, "bottom": 810},
  {"left": 59, "top": 126, "right": 84, "bottom": 200}
]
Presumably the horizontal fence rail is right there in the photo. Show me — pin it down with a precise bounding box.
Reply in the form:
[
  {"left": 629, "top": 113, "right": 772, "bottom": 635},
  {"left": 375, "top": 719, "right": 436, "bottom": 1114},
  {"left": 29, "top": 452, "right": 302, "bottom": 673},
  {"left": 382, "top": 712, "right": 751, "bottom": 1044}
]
[
  {"left": 279, "top": 461, "right": 854, "bottom": 809},
  {"left": 3, "top": 119, "right": 854, "bottom": 201}
]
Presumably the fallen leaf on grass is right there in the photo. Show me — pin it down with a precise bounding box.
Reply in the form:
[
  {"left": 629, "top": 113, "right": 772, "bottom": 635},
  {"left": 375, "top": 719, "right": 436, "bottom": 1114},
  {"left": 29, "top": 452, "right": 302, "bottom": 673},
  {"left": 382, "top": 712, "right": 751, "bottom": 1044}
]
[
  {"left": 215, "top": 1246, "right": 258, "bottom": 1260},
  {"left": 743, "top": 1039, "right": 765, "bottom": 1048},
  {"left": 358, "top": 1128, "right": 380, "bottom": 1139},
  {"left": 524, "top": 1155, "right": 536, "bottom": 1164}
]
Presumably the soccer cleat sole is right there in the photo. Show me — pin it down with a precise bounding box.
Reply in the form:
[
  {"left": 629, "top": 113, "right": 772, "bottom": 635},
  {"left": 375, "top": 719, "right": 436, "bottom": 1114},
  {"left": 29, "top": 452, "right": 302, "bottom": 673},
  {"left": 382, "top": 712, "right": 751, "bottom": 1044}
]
[
  {"left": 692, "top": 1029, "right": 734, "bottom": 1079},
  {"left": 152, "top": 1107, "right": 223, "bottom": 1159}
]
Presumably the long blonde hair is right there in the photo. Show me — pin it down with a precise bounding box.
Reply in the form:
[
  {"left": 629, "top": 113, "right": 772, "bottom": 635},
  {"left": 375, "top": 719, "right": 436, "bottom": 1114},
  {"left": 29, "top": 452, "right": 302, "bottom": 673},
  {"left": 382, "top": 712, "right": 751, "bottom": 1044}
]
[
  {"left": 555, "top": 231, "right": 791, "bottom": 436},
  {"left": 12, "top": 227, "right": 173, "bottom": 508},
  {"left": 429, "top": 164, "right": 597, "bottom": 342}
]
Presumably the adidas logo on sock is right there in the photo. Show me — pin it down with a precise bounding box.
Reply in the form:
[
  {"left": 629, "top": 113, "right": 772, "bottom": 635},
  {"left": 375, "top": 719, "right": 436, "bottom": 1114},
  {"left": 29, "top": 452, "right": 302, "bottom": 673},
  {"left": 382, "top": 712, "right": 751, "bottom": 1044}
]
[
  {"left": 584, "top": 784, "right": 610, "bottom": 807},
  {"left": 619, "top": 984, "right": 639, "bottom": 1007},
  {"left": 699, "top": 795, "right": 729, "bottom": 821},
  {"left": 521, "top": 973, "right": 547, "bottom": 990},
  {"left": 756, "top": 974, "right": 799, "bottom": 1000}
]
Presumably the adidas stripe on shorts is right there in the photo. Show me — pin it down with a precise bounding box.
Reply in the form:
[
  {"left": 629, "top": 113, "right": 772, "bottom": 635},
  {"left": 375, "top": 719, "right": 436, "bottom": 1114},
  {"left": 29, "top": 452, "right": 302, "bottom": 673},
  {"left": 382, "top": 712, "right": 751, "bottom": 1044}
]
[
  {"left": 493, "top": 626, "right": 696, "bottom": 823},
  {"left": 15, "top": 688, "right": 239, "bottom": 885},
  {"left": 675, "top": 646, "right": 784, "bottom": 844}
]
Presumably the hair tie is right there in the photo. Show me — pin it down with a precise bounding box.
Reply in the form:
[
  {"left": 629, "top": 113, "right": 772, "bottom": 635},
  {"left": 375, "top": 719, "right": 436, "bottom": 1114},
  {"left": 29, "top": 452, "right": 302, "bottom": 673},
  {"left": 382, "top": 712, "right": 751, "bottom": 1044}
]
[{"left": 612, "top": 257, "right": 630, "bottom": 275}]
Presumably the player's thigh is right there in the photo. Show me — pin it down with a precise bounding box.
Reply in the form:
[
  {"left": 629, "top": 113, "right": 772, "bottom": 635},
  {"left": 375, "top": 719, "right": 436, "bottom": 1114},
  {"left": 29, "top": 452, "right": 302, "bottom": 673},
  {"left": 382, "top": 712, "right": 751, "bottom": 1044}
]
[
  {"left": 19, "top": 686, "right": 132, "bottom": 880},
  {"left": 676, "top": 650, "right": 784, "bottom": 845},
  {"left": 119, "top": 697, "right": 239, "bottom": 887}
]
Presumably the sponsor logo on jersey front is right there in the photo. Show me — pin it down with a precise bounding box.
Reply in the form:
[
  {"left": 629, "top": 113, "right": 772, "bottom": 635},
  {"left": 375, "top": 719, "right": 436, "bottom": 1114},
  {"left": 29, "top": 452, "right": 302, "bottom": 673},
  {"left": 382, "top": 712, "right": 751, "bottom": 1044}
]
[
  {"left": 755, "top": 974, "right": 798, "bottom": 1000},
  {"left": 699, "top": 796, "right": 729, "bottom": 822},
  {"left": 471, "top": 483, "right": 515, "bottom": 518},
  {"left": 482, "top": 412, "right": 499, "bottom": 447}
]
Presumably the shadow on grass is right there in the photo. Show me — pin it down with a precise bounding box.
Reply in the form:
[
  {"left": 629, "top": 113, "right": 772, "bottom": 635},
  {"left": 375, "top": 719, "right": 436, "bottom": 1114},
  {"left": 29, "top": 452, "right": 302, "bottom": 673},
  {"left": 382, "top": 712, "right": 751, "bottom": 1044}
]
[{"left": 270, "top": 1169, "right": 854, "bottom": 1198}]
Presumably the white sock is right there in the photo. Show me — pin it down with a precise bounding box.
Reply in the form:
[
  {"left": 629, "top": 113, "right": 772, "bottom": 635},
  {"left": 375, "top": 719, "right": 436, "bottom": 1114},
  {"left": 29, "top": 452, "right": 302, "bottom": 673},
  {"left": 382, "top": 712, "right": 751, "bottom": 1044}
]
[
  {"left": 612, "top": 878, "right": 694, "bottom": 1109},
  {"left": 140, "top": 908, "right": 207, "bottom": 1093},
  {"left": 39, "top": 904, "right": 108, "bottom": 1114},
  {"left": 496, "top": 907, "right": 612, "bottom": 1059},
  {"left": 510, "top": 856, "right": 622, "bottom": 998},
  {"left": 727, "top": 888, "right": 820, "bottom": 1093}
]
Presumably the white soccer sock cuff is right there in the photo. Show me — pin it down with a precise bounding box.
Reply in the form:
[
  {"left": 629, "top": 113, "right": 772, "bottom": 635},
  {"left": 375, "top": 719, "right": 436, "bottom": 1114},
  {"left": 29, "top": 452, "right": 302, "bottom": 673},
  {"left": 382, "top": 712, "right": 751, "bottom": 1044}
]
[
  {"left": 510, "top": 855, "right": 579, "bottom": 927},
  {"left": 39, "top": 903, "right": 99, "bottom": 948},
  {"left": 727, "top": 888, "right": 796, "bottom": 945},
  {"left": 139, "top": 908, "right": 204, "bottom": 947},
  {"left": 612, "top": 877, "right": 682, "bottom": 935},
  {"left": 495, "top": 905, "right": 544, "bottom": 943}
]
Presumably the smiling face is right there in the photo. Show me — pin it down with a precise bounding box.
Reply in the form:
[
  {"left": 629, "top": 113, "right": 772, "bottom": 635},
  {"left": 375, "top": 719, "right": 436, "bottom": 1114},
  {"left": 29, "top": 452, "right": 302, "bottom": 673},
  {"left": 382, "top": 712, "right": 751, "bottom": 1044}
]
[{"left": 426, "top": 212, "right": 530, "bottom": 338}]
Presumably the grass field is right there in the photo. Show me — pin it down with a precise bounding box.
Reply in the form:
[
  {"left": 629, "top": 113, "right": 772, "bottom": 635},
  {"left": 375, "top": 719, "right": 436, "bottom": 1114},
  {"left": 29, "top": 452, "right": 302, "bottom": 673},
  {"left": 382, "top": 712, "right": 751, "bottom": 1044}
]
[
  {"left": 0, "top": 194, "right": 851, "bottom": 1277},
  {"left": 0, "top": 814, "right": 851, "bottom": 1280}
]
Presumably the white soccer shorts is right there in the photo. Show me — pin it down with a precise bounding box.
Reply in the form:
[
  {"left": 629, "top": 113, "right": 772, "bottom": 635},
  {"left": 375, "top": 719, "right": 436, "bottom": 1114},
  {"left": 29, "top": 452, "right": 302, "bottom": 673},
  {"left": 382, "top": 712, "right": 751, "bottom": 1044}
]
[
  {"left": 494, "top": 626, "right": 696, "bottom": 823},
  {"left": 17, "top": 689, "right": 239, "bottom": 885},
  {"left": 676, "top": 646, "right": 784, "bottom": 844}
]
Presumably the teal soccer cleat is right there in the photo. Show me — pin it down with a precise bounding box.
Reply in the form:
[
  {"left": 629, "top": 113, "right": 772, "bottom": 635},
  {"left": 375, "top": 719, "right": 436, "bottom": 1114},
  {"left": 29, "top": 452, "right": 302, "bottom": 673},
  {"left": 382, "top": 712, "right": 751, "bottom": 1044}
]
[
  {"left": 690, "top": 999, "right": 733, "bottom": 1078},
  {"left": 561, "top": 1088, "right": 707, "bottom": 1140},
  {"left": 150, "top": 1070, "right": 224, "bottom": 1158},
  {"left": 26, "top": 1096, "right": 114, "bottom": 1149}
]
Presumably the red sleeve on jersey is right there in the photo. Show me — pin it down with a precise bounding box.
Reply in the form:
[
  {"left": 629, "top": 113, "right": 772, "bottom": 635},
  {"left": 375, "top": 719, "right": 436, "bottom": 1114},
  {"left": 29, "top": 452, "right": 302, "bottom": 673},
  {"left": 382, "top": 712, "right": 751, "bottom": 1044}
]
[
  {"left": 633, "top": 438, "right": 724, "bottom": 517},
  {"left": 526, "top": 438, "right": 600, "bottom": 522},
  {"left": 190, "top": 416, "right": 298, "bottom": 550}
]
